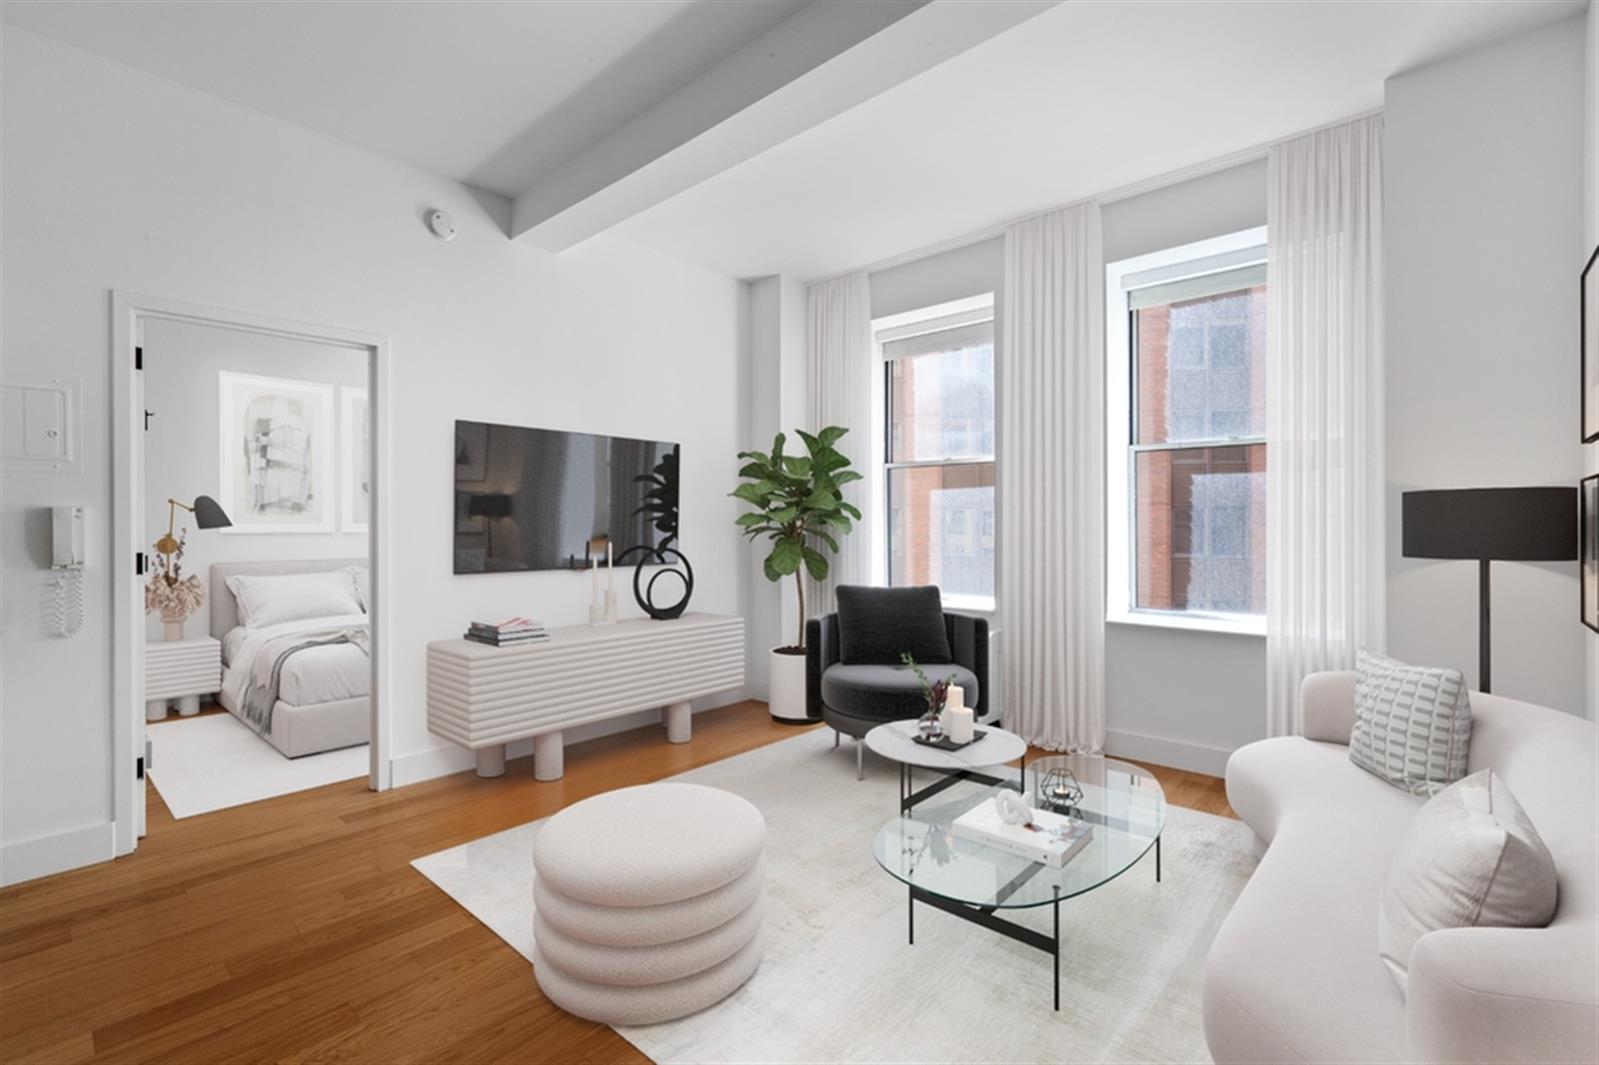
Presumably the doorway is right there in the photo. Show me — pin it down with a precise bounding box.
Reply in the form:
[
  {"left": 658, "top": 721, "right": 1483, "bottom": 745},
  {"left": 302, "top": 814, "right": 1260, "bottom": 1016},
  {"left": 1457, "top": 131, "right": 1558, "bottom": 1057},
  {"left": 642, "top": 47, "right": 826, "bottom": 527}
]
[{"left": 111, "top": 293, "right": 392, "bottom": 852}]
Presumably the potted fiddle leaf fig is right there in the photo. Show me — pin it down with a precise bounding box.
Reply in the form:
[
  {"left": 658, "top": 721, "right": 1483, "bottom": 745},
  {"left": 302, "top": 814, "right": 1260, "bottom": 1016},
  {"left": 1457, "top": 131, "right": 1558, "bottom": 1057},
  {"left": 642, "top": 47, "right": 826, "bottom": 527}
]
[{"left": 732, "top": 427, "right": 860, "bottom": 722}]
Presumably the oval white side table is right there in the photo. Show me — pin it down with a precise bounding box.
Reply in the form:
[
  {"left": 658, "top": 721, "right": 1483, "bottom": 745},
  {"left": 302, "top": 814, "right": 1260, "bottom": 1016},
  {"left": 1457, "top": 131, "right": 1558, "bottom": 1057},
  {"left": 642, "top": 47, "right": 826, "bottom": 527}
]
[{"left": 864, "top": 719, "right": 1028, "bottom": 812}]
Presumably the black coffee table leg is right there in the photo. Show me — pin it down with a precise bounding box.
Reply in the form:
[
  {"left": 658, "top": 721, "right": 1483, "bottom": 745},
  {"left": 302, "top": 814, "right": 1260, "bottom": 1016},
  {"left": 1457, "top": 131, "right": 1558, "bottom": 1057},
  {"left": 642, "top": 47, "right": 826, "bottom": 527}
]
[
  {"left": 1156, "top": 835, "right": 1161, "bottom": 882},
  {"left": 1053, "top": 885, "right": 1061, "bottom": 1011}
]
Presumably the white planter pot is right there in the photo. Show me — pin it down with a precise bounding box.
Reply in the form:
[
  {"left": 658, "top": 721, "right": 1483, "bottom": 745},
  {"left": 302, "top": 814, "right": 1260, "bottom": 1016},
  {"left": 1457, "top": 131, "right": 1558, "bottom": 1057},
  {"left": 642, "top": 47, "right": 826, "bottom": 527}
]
[{"left": 768, "top": 647, "right": 810, "bottom": 723}]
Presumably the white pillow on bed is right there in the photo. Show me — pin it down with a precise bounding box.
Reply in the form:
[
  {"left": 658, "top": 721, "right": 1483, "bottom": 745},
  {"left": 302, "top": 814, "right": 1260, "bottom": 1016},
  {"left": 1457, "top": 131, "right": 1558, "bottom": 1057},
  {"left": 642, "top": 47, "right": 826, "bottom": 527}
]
[
  {"left": 226, "top": 570, "right": 364, "bottom": 629},
  {"left": 345, "top": 564, "right": 370, "bottom": 612}
]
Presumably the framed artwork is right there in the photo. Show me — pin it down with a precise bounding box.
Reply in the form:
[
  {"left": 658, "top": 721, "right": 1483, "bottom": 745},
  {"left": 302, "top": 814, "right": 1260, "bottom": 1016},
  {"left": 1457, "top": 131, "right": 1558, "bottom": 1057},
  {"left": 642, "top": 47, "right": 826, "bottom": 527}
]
[
  {"left": 1583, "top": 474, "right": 1598, "bottom": 634},
  {"left": 455, "top": 420, "right": 487, "bottom": 482},
  {"left": 1584, "top": 244, "right": 1598, "bottom": 443},
  {"left": 218, "top": 371, "right": 334, "bottom": 533},
  {"left": 340, "top": 387, "right": 370, "bottom": 533}
]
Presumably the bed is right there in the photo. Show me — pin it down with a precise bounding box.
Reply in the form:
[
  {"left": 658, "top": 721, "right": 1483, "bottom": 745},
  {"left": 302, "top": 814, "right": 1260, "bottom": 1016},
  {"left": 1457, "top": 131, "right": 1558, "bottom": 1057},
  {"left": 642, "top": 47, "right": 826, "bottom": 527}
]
[{"left": 210, "top": 559, "right": 371, "bottom": 758}]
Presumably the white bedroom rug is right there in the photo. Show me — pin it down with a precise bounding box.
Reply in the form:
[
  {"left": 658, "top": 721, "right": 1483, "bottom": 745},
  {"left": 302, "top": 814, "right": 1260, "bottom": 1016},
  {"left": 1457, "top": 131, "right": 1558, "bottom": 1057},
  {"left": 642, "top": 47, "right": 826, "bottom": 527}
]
[
  {"left": 148, "top": 713, "right": 368, "bottom": 818},
  {"left": 412, "top": 727, "right": 1258, "bottom": 1064}
]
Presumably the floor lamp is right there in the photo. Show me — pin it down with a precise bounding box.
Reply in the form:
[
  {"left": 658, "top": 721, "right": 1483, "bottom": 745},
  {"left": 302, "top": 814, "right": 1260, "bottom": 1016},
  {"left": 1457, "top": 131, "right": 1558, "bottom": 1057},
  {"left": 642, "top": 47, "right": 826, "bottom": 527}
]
[{"left": 1401, "top": 487, "right": 1577, "bottom": 693}]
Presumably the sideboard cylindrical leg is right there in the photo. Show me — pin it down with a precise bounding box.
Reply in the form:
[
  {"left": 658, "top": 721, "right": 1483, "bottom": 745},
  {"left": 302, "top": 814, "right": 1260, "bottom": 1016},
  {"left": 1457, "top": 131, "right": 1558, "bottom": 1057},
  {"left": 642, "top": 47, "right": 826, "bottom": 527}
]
[
  {"left": 475, "top": 745, "right": 506, "bottom": 778},
  {"left": 534, "top": 731, "right": 565, "bottom": 781},
  {"left": 665, "top": 701, "right": 692, "bottom": 744}
]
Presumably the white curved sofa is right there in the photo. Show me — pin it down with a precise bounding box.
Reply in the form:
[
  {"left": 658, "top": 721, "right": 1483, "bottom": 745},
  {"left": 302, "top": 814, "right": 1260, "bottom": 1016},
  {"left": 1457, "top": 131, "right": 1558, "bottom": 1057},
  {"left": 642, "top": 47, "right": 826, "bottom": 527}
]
[{"left": 1204, "top": 671, "right": 1598, "bottom": 1064}]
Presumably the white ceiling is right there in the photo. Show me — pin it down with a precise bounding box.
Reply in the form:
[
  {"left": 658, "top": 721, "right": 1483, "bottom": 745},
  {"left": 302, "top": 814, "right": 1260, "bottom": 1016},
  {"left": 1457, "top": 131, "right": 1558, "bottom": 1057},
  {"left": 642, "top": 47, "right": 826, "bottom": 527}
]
[
  {"left": 0, "top": 0, "right": 806, "bottom": 198},
  {"left": 613, "top": 0, "right": 1586, "bottom": 279},
  {"left": 5, "top": 0, "right": 1585, "bottom": 281}
]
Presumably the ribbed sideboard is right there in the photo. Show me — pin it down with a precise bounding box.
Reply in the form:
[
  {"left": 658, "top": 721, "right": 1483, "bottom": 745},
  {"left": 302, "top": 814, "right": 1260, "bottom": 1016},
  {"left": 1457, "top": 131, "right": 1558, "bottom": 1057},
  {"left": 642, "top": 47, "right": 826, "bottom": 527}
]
[{"left": 426, "top": 613, "right": 745, "bottom": 779}]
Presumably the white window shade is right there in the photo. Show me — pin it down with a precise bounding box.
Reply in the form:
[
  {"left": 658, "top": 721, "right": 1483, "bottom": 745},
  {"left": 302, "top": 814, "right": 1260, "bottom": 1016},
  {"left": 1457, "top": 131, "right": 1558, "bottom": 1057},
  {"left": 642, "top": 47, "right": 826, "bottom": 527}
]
[{"left": 1127, "top": 262, "right": 1266, "bottom": 310}]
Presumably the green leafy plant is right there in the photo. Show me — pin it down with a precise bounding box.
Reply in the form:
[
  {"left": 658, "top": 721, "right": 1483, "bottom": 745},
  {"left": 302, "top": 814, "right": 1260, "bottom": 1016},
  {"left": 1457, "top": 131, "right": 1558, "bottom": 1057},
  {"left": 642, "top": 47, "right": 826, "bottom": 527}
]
[
  {"left": 731, "top": 427, "right": 860, "bottom": 651},
  {"left": 901, "top": 652, "right": 958, "bottom": 715}
]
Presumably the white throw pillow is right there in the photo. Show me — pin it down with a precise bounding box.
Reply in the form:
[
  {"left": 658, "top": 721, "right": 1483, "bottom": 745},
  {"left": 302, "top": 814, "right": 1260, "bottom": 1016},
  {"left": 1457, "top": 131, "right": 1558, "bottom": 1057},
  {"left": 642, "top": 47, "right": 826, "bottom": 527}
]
[
  {"left": 226, "top": 570, "right": 363, "bottom": 628},
  {"left": 345, "top": 564, "right": 370, "bottom": 612},
  {"left": 1350, "top": 649, "right": 1472, "bottom": 797},
  {"left": 1377, "top": 769, "right": 1557, "bottom": 995}
]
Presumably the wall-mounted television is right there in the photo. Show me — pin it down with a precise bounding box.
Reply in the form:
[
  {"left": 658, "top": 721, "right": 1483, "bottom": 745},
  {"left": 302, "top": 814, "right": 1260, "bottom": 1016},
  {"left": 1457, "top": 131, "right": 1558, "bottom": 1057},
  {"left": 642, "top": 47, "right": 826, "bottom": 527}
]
[{"left": 453, "top": 420, "right": 679, "bottom": 574}]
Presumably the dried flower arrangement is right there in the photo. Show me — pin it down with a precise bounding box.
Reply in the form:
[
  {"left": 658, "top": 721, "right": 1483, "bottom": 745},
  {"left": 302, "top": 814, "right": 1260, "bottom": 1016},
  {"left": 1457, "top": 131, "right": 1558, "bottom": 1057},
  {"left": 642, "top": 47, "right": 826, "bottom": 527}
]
[
  {"left": 901, "top": 651, "right": 959, "bottom": 735},
  {"left": 145, "top": 526, "right": 204, "bottom": 636}
]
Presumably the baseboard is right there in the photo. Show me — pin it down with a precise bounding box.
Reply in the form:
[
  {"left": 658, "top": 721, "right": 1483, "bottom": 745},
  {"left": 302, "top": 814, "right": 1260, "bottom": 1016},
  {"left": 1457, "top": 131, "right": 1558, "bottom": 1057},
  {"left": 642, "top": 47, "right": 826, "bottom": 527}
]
[
  {"left": 388, "top": 689, "right": 754, "bottom": 790},
  {"left": 0, "top": 821, "right": 117, "bottom": 887},
  {"left": 1104, "top": 728, "right": 1233, "bottom": 778}
]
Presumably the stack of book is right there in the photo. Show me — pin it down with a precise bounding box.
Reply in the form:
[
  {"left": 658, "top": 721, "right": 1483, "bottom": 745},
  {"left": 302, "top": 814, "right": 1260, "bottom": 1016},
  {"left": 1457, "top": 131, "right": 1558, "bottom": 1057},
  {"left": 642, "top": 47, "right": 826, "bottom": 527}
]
[
  {"left": 952, "top": 798, "right": 1093, "bottom": 868},
  {"left": 464, "top": 617, "right": 549, "bottom": 647}
]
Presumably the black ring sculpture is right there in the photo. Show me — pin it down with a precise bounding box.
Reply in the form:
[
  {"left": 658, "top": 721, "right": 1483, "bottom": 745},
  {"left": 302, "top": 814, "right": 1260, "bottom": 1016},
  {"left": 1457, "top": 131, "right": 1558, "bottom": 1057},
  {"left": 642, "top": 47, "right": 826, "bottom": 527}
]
[{"left": 615, "top": 545, "right": 694, "bottom": 620}]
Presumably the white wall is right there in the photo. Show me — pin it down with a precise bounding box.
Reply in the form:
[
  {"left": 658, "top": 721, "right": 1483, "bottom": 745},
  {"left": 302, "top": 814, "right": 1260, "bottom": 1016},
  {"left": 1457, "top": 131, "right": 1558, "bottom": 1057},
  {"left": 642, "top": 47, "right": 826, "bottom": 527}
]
[
  {"left": 1, "top": 29, "right": 749, "bottom": 882},
  {"left": 865, "top": 159, "right": 1269, "bottom": 773},
  {"left": 1585, "top": 3, "right": 1598, "bottom": 720},
  {"left": 142, "top": 319, "right": 367, "bottom": 641},
  {"left": 1384, "top": 16, "right": 1589, "bottom": 715}
]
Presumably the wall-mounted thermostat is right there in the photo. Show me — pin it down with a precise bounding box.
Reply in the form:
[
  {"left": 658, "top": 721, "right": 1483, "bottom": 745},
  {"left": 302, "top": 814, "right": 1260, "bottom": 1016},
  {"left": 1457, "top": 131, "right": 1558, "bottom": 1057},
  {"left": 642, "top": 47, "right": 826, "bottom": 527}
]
[{"left": 427, "top": 209, "right": 457, "bottom": 242}]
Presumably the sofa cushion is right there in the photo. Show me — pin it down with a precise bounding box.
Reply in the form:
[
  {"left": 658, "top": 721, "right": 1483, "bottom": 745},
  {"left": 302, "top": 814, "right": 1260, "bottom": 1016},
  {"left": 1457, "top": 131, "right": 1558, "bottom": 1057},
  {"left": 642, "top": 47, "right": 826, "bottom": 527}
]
[
  {"left": 1377, "top": 769, "right": 1557, "bottom": 995},
  {"left": 821, "top": 662, "right": 978, "bottom": 723},
  {"left": 1350, "top": 649, "right": 1472, "bottom": 797},
  {"left": 835, "top": 585, "right": 951, "bottom": 665}
]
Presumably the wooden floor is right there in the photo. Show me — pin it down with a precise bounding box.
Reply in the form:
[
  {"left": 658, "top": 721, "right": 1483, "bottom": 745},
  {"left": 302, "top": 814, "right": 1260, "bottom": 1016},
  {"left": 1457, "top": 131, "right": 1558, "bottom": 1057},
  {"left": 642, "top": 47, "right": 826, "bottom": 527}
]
[{"left": 0, "top": 704, "right": 1231, "bottom": 1065}]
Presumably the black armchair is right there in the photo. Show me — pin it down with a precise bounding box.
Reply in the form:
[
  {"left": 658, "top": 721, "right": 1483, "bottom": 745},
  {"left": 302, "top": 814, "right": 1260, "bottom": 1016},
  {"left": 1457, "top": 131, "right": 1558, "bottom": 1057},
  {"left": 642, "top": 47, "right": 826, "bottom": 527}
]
[{"left": 805, "top": 585, "right": 989, "bottom": 779}]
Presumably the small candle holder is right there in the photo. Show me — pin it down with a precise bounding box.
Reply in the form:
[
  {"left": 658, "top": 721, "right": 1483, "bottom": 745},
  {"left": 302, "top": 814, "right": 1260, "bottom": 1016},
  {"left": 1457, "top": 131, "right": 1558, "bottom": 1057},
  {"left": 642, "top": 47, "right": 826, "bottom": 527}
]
[{"left": 1034, "top": 764, "right": 1084, "bottom": 814}]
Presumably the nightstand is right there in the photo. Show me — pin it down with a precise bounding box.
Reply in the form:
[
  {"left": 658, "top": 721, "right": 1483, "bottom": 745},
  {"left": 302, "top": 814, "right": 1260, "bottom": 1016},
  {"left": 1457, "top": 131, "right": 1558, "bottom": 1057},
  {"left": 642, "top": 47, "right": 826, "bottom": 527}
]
[{"left": 146, "top": 635, "right": 223, "bottom": 721}]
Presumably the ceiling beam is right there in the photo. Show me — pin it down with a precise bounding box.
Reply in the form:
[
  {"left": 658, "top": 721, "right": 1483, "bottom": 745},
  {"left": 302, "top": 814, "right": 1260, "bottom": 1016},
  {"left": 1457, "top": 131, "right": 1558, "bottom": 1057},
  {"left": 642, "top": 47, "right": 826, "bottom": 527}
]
[{"left": 510, "top": 0, "right": 1059, "bottom": 252}]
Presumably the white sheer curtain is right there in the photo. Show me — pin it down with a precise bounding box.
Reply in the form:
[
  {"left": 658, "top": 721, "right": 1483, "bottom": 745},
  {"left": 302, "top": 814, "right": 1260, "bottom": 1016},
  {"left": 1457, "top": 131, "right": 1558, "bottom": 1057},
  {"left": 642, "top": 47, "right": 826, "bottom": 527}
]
[
  {"left": 1000, "top": 203, "right": 1105, "bottom": 751},
  {"left": 1266, "top": 114, "right": 1386, "bottom": 737},
  {"left": 805, "top": 272, "right": 873, "bottom": 618}
]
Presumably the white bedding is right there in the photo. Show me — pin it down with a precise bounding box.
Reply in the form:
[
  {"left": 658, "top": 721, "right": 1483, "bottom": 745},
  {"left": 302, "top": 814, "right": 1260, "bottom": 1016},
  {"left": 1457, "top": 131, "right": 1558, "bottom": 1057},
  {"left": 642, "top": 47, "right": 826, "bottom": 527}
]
[{"left": 220, "top": 613, "right": 371, "bottom": 710}]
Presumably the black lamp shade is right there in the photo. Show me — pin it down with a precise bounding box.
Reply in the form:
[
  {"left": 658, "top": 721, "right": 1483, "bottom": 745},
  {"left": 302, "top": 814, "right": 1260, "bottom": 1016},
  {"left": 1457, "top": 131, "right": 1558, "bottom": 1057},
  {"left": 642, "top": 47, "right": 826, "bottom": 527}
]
[
  {"left": 1402, "top": 487, "right": 1576, "bottom": 561},
  {"left": 468, "top": 493, "right": 512, "bottom": 519},
  {"left": 191, "top": 495, "right": 232, "bottom": 530}
]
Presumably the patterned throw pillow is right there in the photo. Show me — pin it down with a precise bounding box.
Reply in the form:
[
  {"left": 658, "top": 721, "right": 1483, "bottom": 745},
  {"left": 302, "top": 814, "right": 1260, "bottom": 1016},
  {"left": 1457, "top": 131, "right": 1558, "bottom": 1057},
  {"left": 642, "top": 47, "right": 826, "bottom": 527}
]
[{"left": 1350, "top": 649, "right": 1472, "bottom": 797}]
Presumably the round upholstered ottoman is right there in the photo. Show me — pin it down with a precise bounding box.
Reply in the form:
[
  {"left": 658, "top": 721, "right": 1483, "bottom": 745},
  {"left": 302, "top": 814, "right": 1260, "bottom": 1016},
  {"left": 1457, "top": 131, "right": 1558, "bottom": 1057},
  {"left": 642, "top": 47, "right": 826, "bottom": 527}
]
[{"left": 532, "top": 782, "right": 766, "bottom": 1025}]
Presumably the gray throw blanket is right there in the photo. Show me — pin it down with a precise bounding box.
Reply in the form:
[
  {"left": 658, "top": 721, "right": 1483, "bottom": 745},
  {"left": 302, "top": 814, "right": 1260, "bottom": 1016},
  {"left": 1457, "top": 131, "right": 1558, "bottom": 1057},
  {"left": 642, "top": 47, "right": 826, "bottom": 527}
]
[{"left": 240, "top": 626, "right": 370, "bottom": 736}]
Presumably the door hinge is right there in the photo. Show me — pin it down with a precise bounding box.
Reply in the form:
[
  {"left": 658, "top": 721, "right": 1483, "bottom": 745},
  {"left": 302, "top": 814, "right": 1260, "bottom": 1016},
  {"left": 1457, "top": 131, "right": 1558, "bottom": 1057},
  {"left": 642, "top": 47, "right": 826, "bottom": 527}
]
[
  {"left": 136, "top": 756, "right": 145, "bottom": 781},
  {"left": 135, "top": 346, "right": 144, "bottom": 370},
  {"left": 136, "top": 552, "right": 147, "bottom": 575}
]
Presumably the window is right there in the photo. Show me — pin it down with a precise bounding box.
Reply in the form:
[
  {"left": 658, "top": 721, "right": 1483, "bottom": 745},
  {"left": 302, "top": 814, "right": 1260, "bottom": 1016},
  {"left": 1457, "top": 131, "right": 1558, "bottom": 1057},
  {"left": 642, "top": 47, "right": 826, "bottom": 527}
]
[
  {"left": 877, "top": 296, "right": 996, "bottom": 611},
  {"left": 1107, "top": 230, "right": 1267, "bottom": 632}
]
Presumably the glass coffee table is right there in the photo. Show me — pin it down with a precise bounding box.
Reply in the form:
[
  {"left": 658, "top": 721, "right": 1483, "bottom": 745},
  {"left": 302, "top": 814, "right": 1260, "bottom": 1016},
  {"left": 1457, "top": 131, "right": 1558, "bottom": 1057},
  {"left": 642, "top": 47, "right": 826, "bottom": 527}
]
[{"left": 871, "top": 755, "right": 1166, "bottom": 1010}]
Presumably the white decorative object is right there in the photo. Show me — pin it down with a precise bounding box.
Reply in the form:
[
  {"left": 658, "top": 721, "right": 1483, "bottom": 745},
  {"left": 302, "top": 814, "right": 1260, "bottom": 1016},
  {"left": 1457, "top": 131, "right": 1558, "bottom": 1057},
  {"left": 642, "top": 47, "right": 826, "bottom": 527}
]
[
  {"left": 804, "top": 271, "right": 873, "bottom": 618},
  {"left": 993, "top": 788, "right": 1034, "bottom": 826},
  {"left": 1264, "top": 114, "right": 1386, "bottom": 737},
  {"left": 1000, "top": 202, "right": 1105, "bottom": 751},
  {"left": 218, "top": 371, "right": 334, "bottom": 533},
  {"left": 145, "top": 635, "right": 221, "bottom": 721},
  {"left": 531, "top": 782, "right": 767, "bottom": 1025},
  {"left": 426, "top": 613, "right": 745, "bottom": 779},
  {"left": 339, "top": 386, "right": 369, "bottom": 533}
]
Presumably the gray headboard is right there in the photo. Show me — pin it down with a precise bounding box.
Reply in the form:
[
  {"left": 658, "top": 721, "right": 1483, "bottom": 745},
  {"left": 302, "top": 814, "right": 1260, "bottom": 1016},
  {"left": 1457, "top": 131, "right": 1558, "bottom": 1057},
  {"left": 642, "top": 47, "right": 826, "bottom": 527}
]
[{"left": 209, "top": 559, "right": 366, "bottom": 639}]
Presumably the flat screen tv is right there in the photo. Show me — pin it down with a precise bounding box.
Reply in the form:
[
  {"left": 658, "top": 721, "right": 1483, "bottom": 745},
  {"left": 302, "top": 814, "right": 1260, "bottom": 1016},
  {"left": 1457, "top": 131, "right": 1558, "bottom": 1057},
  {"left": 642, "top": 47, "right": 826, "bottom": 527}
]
[{"left": 453, "top": 420, "right": 679, "bottom": 574}]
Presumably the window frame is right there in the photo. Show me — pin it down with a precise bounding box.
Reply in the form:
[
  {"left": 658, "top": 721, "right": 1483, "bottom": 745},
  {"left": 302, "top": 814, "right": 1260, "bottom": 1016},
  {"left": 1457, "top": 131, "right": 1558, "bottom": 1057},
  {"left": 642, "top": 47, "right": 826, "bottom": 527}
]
[
  {"left": 874, "top": 293, "right": 997, "bottom": 614},
  {"left": 1105, "top": 227, "right": 1268, "bottom": 637}
]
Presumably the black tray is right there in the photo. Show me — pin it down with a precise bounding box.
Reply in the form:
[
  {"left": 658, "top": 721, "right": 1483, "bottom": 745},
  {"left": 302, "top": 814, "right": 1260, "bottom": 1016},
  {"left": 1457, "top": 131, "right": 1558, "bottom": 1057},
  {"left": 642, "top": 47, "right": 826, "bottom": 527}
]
[{"left": 911, "top": 727, "right": 987, "bottom": 752}]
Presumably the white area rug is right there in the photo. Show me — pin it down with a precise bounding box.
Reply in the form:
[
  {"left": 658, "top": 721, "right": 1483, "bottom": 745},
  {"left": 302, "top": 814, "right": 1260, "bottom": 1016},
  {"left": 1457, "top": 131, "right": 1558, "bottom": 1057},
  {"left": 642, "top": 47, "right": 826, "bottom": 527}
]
[
  {"left": 413, "top": 727, "right": 1257, "bottom": 1064},
  {"left": 148, "top": 713, "right": 368, "bottom": 818}
]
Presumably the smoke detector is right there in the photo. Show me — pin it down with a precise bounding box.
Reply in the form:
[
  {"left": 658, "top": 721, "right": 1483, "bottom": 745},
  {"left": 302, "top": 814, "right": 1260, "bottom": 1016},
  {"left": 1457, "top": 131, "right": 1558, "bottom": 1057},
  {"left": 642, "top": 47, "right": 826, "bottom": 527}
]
[{"left": 426, "top": 209, "right": 458, "bottom": 242}]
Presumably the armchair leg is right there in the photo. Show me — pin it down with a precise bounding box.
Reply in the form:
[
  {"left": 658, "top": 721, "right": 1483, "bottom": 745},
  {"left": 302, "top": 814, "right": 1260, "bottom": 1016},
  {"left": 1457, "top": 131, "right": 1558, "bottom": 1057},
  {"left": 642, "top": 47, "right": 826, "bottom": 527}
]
[
  {"left": 856, "top": 736, "right": 864, "bottom": 781},
  {"left": 833, "top": 729, "right": 840, "bottom": 749}
]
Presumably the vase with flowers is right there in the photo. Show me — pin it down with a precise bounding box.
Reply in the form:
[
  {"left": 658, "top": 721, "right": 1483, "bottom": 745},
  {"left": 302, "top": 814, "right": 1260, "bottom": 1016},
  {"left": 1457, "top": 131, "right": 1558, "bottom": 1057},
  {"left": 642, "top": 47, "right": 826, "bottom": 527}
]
[
  {"left": 901, "top": 652, "right": 958, "bottom": 740},
  {"left": 144, "top": 527, "right": 205, "bottom": 640}
]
